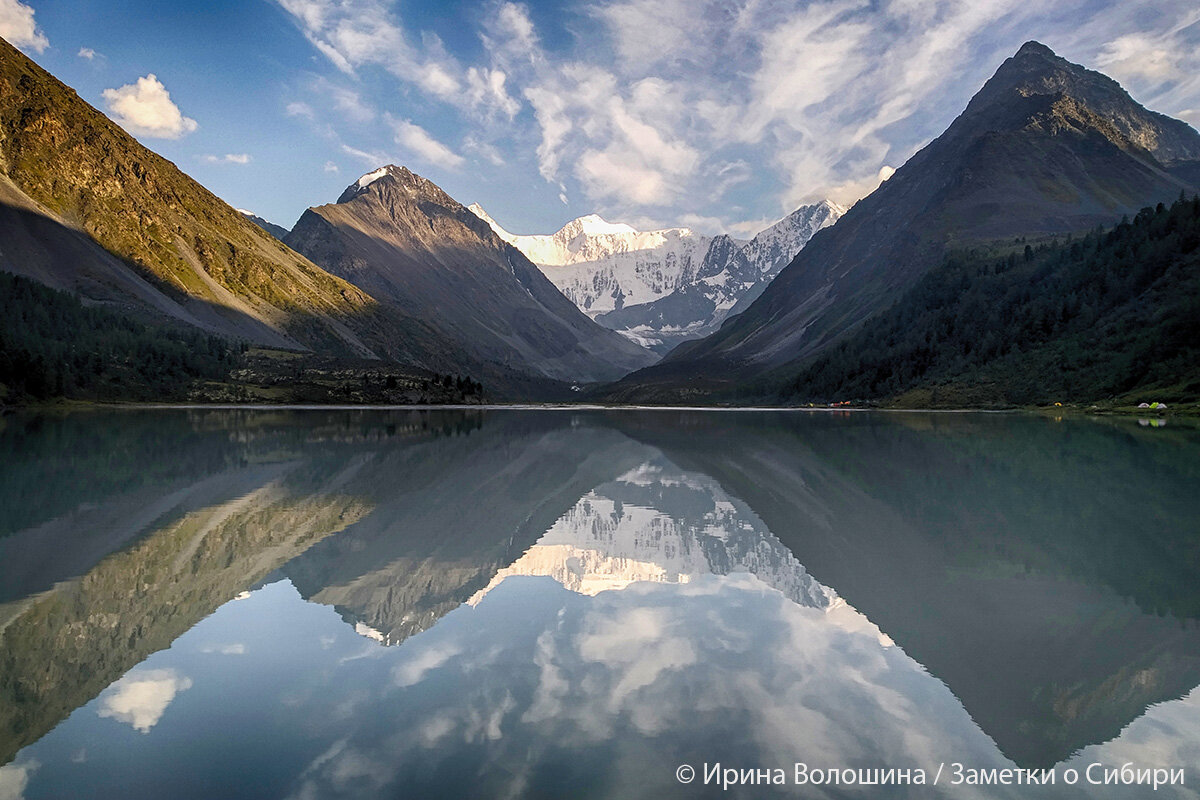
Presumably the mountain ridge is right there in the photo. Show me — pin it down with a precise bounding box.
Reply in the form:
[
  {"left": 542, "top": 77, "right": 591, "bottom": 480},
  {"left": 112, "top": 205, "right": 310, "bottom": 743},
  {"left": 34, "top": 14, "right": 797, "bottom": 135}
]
[
  {"left": 605, "top": 40, "right": 1200, "bottom": 400},
  {"left": 472, "top": 201, "right": 843, "bottom": 354},
  {"left": 285, "top": 165, "right": 656, "bottom": 387},
  {"left": 0, "top": 36, "right": 391, "bottom": 359}
]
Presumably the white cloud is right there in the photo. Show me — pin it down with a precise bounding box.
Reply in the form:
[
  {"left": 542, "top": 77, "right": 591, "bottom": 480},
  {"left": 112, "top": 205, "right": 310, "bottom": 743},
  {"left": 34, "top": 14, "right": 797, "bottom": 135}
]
[
  {"left": 275, "top": 0, "right": 513, "bottom": 116},
  {"left": 341, "top": 143, "right": 391, "bottom": 166},
  {"left": 1096, "top": 32, "right": 1181, "bottom": 84},
  {"left": 465, "top": 67, "right": 520, "bottom": 119},
  {"left": 102, "top": 74, "right": 198, "bottom": 139},
  {"left": 77, "top": 47, "right": 97, "bottom": 60},
  {"left": 0, "top": 760, "right": 37, "bottom": 800},
  {"left": 0, "top": 0, "right": 47, "bottom": 54},
  {"left": 463, "top": 135, "right": 506, "bottom": 166},
  {"left": 393, "top": 642, "right": 462, "bottom": 688},
  {"left": 324, "top": 160, "right": 340, "bottom": 172},
  {"left": 287, "top": 101, "right": 316, "bottom": 119},
  {"left": 392, "top": 119, "right": 464, "bottom": 169},
  {"left": 325, "top": 82, "right": 376, "bottom": 123},
  {"left": 200, "top": 642, "right": 247, "bottom": 654},
  {"left": 202, "top": 153, "right": 252, "bottom": 165},
  {"left": 278, "top": 0, "right": 1200, "bottom": 233},
  {"left": 98, "top": 668, "right": 194, "bottom": 733}
]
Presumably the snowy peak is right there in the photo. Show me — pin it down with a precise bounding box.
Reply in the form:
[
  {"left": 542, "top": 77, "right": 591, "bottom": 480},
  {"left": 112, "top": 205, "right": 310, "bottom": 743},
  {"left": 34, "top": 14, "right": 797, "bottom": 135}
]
[
  {"left": 467, "top": 203, "right": 514, "bottom": 242},
  {"left": 566, "top": 214, "right": 638, "bottom": 237},
  {"left": 468, "top": 459, "right": 840, "bottom": 608},
  {"left": 468, "top": 201, "right": 844, "bottom": 353},
  {"left": 356, "top": 167, "right": 391, "bottom": 190},
  {"left": 470, "top": 205, "right": 704, "bottom": 275},
  {"left": 744, "top": 200, "right": 847, "bottom": 278}
]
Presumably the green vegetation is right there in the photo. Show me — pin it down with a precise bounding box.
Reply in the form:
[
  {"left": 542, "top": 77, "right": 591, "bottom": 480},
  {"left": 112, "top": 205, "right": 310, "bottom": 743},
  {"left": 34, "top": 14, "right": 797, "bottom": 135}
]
[
  {"left": 786, "top": 195, "right": 1200, "bottom": 406},
  {"left": 0, "top": 272, "right": 238, "bottom": 403},
  {"left": 0, "top": 274, "right": 490, "bottom": 406}
]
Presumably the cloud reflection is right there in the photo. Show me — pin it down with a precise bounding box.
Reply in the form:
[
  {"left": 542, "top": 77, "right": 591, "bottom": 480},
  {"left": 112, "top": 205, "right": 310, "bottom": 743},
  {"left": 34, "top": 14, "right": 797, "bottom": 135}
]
[{"left": 97, "top": 669, "right": 194, "bottom": 733}]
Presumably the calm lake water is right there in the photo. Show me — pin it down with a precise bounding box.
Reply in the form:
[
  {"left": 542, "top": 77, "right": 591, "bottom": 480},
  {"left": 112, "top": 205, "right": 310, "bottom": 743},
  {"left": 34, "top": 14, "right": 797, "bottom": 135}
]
[{"left": 1, "top": 409, "right": 1198, "bottom": 799}]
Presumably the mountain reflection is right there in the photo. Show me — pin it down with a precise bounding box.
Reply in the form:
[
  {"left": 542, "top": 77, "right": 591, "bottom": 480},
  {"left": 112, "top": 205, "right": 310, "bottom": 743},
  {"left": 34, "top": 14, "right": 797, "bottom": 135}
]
[
  {"left": 468, "top": 457, "right": 839, "bottom": 610},
  {"left": 1, "top": 409, "right": 1198, "bottom": 798}
]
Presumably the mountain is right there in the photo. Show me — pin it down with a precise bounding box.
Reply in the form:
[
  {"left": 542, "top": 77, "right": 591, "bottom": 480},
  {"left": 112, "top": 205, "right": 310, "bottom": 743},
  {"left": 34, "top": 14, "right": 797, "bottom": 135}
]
[
  {"left": 609, "top": 41, "right": 1200, "bottom": 400},
  {"left": 787, "top": 195, "right": 1200, "bottom": 406},
  {"left": 0, "top": 37, "right": 391, "bottom": 358},
  {"left": 285, "top": 166, "right": 655, "bottom": 386},
  {"left": 283, "top": 415, "right": 648, "bottom": 647},
  {"left": 471, "top": 202, "right": 842, "bottom": 354},
  {"left": 469, "top": 207, "right": 711, "bottom": 319},
  {"left": 237, "top": 210, "right": 289, "bottom": 241},
  {"left": 467, "top": 457, "right": 839, "bottom": 609}
]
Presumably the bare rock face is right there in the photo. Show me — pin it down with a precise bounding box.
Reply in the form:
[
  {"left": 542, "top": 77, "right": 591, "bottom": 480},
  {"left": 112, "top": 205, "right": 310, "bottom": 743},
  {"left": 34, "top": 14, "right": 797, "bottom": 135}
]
[
  {"left": 0, "top": 37, "right": 386, "bottom": 357},
  {"left": 286, "top": 166, "right": 657, "bottom": 385},
  {"left": 611, "top": 41, "right": 1200, "bottom": 401}
]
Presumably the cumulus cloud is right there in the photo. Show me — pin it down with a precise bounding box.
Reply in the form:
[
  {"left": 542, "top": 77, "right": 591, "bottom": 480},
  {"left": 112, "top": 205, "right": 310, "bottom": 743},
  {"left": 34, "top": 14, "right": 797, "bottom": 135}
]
[
  {"left": 97, "top": 668, "right": 194, "bottom": 733},
  {"left": 102, "top": 74, "right": 198, "bottom": 139},
  {"left": 0, "top": 0, "right": 47, "bottom": 53},
  {"left": 77, "top": 47, "right": 98, "bottom": 60},
  {"left": 324, "top": 160, "right": 340, "bottom": 173},
  {"left": 392, "top": 119, "right": 464, "bottom": 169}
]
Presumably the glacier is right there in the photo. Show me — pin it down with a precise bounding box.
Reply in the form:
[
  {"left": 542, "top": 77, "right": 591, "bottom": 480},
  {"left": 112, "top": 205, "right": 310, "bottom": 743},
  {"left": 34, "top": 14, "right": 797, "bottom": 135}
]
[{"left": 470, "top": 201, "right": 844, "bottom": 355}]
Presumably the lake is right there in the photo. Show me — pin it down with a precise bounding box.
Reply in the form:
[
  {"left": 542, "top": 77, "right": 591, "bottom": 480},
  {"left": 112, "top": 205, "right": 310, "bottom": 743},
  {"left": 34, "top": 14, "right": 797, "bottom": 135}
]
[{"left": 1, "top": 408, "right": 1198, "bottom": 799}]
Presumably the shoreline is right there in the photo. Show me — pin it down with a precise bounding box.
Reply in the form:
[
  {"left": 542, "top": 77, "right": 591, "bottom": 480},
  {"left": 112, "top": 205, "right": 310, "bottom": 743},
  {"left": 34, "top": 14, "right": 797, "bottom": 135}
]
[{"left": 4, "top": 400, "right": 1196, "bottom": 417}]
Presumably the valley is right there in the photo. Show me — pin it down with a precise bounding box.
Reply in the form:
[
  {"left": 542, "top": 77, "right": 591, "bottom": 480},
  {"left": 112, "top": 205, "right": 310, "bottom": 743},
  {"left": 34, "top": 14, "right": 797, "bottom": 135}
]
[{"left": 0, "top": 36, "right": 1197, "bottom": 410}]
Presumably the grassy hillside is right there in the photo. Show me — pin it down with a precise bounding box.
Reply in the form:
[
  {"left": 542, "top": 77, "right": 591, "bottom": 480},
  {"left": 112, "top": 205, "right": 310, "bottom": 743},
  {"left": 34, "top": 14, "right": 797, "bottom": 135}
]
[{"left": 786, "top": 195, "right": 1200, "bottom": 407}]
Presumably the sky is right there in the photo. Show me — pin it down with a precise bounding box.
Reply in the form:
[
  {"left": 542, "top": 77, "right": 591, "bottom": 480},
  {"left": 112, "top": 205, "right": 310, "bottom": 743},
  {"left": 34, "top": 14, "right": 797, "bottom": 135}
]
[{"left": 2, "top": 0, "right": 1199, "bottom": 237}]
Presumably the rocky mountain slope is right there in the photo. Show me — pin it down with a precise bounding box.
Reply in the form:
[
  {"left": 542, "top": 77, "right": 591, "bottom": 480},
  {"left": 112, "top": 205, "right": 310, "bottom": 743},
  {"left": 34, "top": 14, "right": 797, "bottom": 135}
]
[
  {"left": 0, "top": 37, "right": 386, "bottom": 358},
  {"left": 609, "top": 41, "right": 1200, "bottom": 400},
  {"left": 285, "top": 166, "right": 655, "bottom": 384},
  {"left": 472, "top": 202, "right": 842, "bottom": 354}
]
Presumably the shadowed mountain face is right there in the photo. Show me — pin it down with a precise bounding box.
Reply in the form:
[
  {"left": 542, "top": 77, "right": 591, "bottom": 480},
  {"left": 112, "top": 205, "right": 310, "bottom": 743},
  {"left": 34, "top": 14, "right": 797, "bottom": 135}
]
[
  {"left": 238, "top": 211, "right": 289, "bottom": 241},
  {"left": 282, "top": 417, "right": 651, "bottom": 645},
  {"left": 611, "top": 42, "right": 1200, "bottom": 400},
  {"left": 0, "top": 38, "right": 392, "bottom": 358},
  {"left": 285, "top": 166, "right": 657, "bottom": 386}
]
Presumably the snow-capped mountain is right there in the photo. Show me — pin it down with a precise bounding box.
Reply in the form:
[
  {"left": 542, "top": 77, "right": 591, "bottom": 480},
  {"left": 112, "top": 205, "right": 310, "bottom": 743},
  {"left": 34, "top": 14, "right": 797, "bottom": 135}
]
[
  {"left": 468, "top": 459, "right": 841, "bottom": 609},
  {"left": 469, "top": 202, "right": 845, "bottom": 354}
]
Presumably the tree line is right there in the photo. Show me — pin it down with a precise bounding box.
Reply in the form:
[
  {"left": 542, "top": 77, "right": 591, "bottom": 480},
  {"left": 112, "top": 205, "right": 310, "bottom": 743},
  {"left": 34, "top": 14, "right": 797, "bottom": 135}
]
[
  {"left": 0, "top": 271, "right": 239, "bottom": 403},
  {"left": 786, "top": 194, "right": 1200, "bottom": 406}
]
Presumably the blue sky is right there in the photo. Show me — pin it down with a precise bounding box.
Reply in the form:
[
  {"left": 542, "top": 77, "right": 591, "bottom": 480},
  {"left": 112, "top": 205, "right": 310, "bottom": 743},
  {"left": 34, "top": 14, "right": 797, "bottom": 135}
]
[{"left": 2, "top": 0, "right": 1199, "bottom": 236}]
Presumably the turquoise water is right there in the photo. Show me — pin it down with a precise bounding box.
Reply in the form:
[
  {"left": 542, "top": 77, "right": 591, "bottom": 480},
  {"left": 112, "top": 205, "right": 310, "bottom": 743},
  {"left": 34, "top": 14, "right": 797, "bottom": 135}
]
[{"left": 1, "top": 409, "right": 1197, "bottom": 798}]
